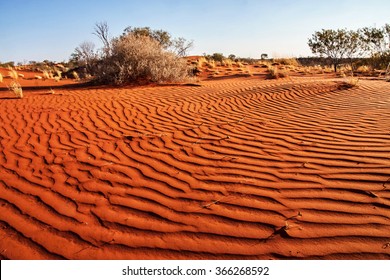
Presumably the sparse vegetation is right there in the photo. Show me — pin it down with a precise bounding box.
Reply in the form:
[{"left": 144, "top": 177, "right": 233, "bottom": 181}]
[
  {"left": 308, "top": 24, "right": 390, "bottom": 73},
  {"left": 42, "top": 70, "right": 51, "bottom": 80},
  {"left": 339, "top": 77, "right": 360, "bottom": 89},
  {"left": 8, "top": 69, "right": 19, "bottom": 80},
  {"left": 274, "top": 58, "right": 300, "bottom": 67},
  {"left": 71, "top": 23, "right": 192, "bottom": 85},
  {"left": 93, "top": 33, "right": 189, "bottom": 85},
  {"left": 72, "top": 71, "right": 80, "bottom": 80},
  {"left": 8, "top": 81, "right": 23, "bottom": 98},
  {"left": 267, "top": 66, "right": 288, "bottom": 79}
]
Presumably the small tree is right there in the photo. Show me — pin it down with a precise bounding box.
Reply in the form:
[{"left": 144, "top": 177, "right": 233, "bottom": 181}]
[
  {"left": 359, "top": 24, "right": 390, "bottom": 69},
  {"left": 308, "top": 29, "right": 362, "bottom": 72},
  {"left": 211, "top": 53, "right": 225, "bottom": 63},
  {"left": 228, "top": 54, "right": 236, "bottom": 61}
]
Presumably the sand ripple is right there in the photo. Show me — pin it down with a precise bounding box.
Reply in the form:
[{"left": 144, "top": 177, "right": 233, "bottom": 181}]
[{"left": 1, "top": 77, "right": 390, "bottom": 259}]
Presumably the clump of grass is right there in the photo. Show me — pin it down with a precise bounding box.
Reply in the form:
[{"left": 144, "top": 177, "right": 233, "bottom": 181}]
[
  {"left": 267, "top": 66, "right": 288, "bottom": 79},
  {"left": 356, "top": 65, "right": 370, "bottom": 73},
  {"left": 346, "top": 77, "right": 359, "bottom": 87},
  {"left": 339, "top": 77, "right": 359, "bottom": 89},
  {"left": 274, "top": 58, "right": 300, "bottom": 67},
  {"left": 8, "top": 69, "right": 19, "bottom": 80},
  {"left": 55, "top": 70, "right": 62, "bottom": 79},
  {"left": 244, "top": 67, "right": 253, "bottom": 76},
  {"left": 0, "top": 73, "right": 3, "bottom": 83},
  {"left": 323, "top": 66, "right": 333, "bottom": 73},
  {"left": 72, "top": 71, "right": 80, "bottom": 80},
  {"left": 8, "top": 81, "right": 23, "bottom": 98},
  {"left": 35, "top": 75, "right": 42, "bottom": 80},
  {"left": 42, "top": 70, "right": 51, "bottom": 80},
  {"left": 205, "top": 60, "right": 216, "bottom": 68},
  {"left": 235, "top": 61, "right": 244, "bottom": 68},
  {"left": 197, "top": 57, "right": 208, "bottom": 68},
  {"left": 221, "top": 59, "right": 233, "bottom": 67}
]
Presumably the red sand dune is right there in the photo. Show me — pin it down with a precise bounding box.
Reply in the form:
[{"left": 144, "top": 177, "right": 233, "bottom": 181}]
[{"left": 0, "top": 75, "right": 390, "bottom": 259}]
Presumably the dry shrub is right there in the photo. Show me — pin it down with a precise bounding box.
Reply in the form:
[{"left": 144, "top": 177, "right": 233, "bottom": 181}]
[
  {"left": 339, "top": 78, "right": 359, "bottom": 89},
  {"left": 42, "top": 70, "right": 51, "bottom": 80},
  {"left": 323, "top": 66, "right": 333, "bottom": 73},
  {"left": 95, "top": 34, "right": 189, "bottom": 85},
  {"left": 205, "top": 60, "right": 216, "bottom": 68},
  {"left": 8, "top": 69, "right": 19, "bottom": 80},
  {"left": 267, "top": 66, "right": 288, "bottom": 79},
  {"left": 72, "top": 71, "right": 80, "bottom": 80},
  {"left": 221, "top": 59, "right": 233, "bottom": 67},
  {"left": 274, "top": 58, "right": 300, "bottom": 67},
  {"left": 8, "top": 81, "right": 23, "bottom": 98},
  {"left": 197, "top": 57, "right": 208, "bottom": 67},
  {"left": 235, "top": 61, "right": 244, "bottom": 68},
  {"left": 356, "top": 65, "right": 370, "bottom": 73},
  {"left": 55, "top": 70, "right": 62, "bottom": 79}
]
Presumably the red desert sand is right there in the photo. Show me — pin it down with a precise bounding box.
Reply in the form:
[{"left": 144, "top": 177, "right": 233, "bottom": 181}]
[{"left": 0, "top": 66, "right": 390, "bottom": 259}]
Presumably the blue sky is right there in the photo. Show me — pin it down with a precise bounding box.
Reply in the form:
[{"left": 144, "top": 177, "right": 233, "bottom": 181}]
[{"left": 1, "top": 0, "right": 390, "bottom": 63}]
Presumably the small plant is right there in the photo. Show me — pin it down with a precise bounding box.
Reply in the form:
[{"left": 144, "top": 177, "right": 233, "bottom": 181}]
[
  {"left": 221, "top": 59, "right": 233, "bottom": 67},
  {"left": 197, "top": 57, "right": 208, "bottom": 68},
  {"left": 0, "top": 73, "right": 3, "bottom": 83},
  {"left": 274, "top": 58, "right": 300, "bottom": 67},
  {"left": 345, "top": 77, "right": 359, "bottom": 87},
  {"left": 356, "top": 65, "right": 370, "bottom": 73},
  {"left": 235, "top": 61, "right": 244, "bottom": 68},
  {"left": 338, "top": 77, "right": 359, "bottom": 89},
  {"left": 72, "top": 71, "right": 80, "bottom": 80},
  {"left": 55, "top": 70, "right": 62, "bottom": 80},
  {"left": 205, "top": 60, "right": 216, "bottom": 68},
  {"left": 8, "top": 81, "right": 23, "bottom": 98},
  {"left": 8, "top": 69, "right": 19, "bottom": 80},
  {"left": 42, "top": 70, "right": 50, "bottom": 80},
  {"left": 267, "top": 66, "right": 288, "bottom": 79}
]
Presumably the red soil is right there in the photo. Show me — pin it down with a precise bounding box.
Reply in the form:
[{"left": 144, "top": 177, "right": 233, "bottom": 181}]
[{"left": 0, "top": 71, "right": 390, "bottom": 259}]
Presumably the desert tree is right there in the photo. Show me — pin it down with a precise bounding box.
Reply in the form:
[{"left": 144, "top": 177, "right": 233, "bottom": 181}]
[
  {"left": 211, "top": 53, "right": 225, "bottom": 63},
  {"left": 261, "top": 53, "right": 268, "bottom": 60},
  {"left": 308, "top": 29, "right": 362, "bottom": 72},
  {"left": 359, "top": 24, "right": 390, "bottom": 69},
  {"left": 228, "top": 54, "right": 236, "bottom": 61}
]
